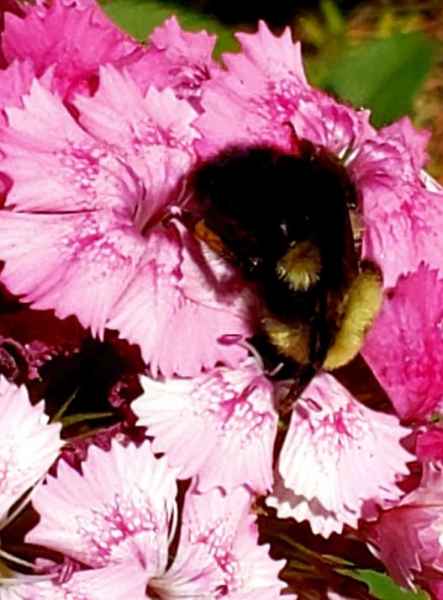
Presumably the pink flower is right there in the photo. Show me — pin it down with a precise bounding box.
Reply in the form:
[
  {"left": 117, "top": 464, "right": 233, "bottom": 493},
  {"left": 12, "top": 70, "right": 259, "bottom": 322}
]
[
  {"left": 133, "top": 359, "right": 277, "bottom": 493},
  {"left": 368, "top": 462, "right": 443, "bottom": 590},
  {"left": 0, "top": 66, "right": 254, "bottom": 376},
  {"left": 0, "top": 375, "right": 62, "bottom": 523},
  {"left": 127, "top": 16, "right": 220, "bottom": 109},
  {"left": 363, "top": 265, "right": 443, "bottom": 421},
  {"left": 267, "top": 374, "right": 412, "bottom": 537},
  {"left": 26, "top": 440, "right": 178, "bottom": 569},
  {"left": 1, "top": 0, "right": 142, "bottom": 99},
  {"left": 25, "top": 440, "right": 289, "bottom": 597},
  {"left": 155, "top": 487, "right": 291, "bottom": 599},
  {"left": 0, "top": 562, "right": 148, "bottom": 600}
]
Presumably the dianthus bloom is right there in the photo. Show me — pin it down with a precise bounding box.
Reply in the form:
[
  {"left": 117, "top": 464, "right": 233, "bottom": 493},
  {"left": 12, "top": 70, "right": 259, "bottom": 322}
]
[
  {"left": 133, "top": 359, "right": 277, "bottom": 494},
  {"left": 0, "top": 7, "right": 256, "bottom": 377},
  {"left": 0, "top": 2, "right": 442, "bottom": 598},
  {"left": 24, "top": 440, "right": 290, "bottom": 599},
  {"left": 266, "top": 374, "right": 412, "bottom": 537}
]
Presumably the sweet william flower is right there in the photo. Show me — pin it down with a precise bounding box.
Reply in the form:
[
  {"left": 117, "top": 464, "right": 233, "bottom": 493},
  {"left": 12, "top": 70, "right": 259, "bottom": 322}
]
[
  {"left": 0, "top": 64, "right": 254, "bottom": 377},
  {"left": 25, "top": 440, "right": 290, "bottom": 598},
  {"left": 267, "top": 374, "right": 413, "bottom": 537},
  {"left": 153, "top": 487, "right": 293, "bottom": 599},
  {"left": 26, "top": 439, "right": 178, "bottom": 569},
  {"left": 133, "top": 359, "right": 277, "bottom": 494}
]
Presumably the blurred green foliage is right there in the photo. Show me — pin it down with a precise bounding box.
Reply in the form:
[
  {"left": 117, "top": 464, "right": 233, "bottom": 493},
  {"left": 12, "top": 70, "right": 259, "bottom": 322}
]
[
  {"left": 101, "top": 0, "right": 237, "bottom": 52},
  {"left": 317, "top": 32, "right": 438, "bottom": 126},
  {"left": 340, "top": 569, "right": 430, "bottom": 600}
]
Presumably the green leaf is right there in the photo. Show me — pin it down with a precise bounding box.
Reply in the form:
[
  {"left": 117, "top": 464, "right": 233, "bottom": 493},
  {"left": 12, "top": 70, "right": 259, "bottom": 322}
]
[
  {"left": 340, "top": 569, "right": 430, "bottom": 600},
  {"left": 100, "top": 0, "right": 236, "bottom": 54},
  {"left": 321, "top": 32, "right": 438, "bottom": 126}
]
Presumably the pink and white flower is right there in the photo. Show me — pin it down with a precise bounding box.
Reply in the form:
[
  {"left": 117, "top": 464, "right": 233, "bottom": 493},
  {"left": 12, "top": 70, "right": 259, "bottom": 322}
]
[
  {"left": 155, "top": 487, "right": 292, "bottom": 599},
  {"left": 133, "top": 359, "right": 277, "bottom": 493},
  {"left": 0, "top": 375, "right": 62, "bottom": 523},
  {"left": 26, "top": 439, "right": 178, "bottom": 569},
  {"left": 0, "top": 562, "right": 148, "bottom": 600},
  {"left": 267, "top": 374, "right": 413, "bottom": 537},
  {"left": 25, "top": 439, "right": 289, "bottom": 597}
]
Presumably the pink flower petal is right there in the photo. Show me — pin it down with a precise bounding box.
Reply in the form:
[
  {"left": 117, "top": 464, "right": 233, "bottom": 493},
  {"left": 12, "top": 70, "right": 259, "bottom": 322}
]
[
  {"left": 289, "top": 88, "right": 373, "bottom": 158},
  {"left": 196, "top": 21, "right": 307, "bottom": 155},
  {"left": 133, "top": 359, "right": 277, "bottom": 493},
  {"left": 128, "top": 16, "right": 218, "bottom": 107},
  {"left": 0, "top": 59, "right": 35, "bottom": 124},
  {"left": 1, "top": 0, "right": 142, "bottom": 99},
  {"left": 4, "top": 562, "right": 148, "bottom": 600},
  {"left": 363, "top": 265, "right": 443, "bottom": 421},
  {"left": 108, "top": 225, "right": 255, "bottom": 377},
  {"left": 0, "top": 376, "right": 62, "bottom": 521},
  {"left": 1, "top": 78, "right": 141, "bottom": 213},
  {"left": 0, "top": 210, "right": 147, "bottom": 338},
  {"left": 351, "top": 118, "right": 441, "bottom": 287},
  {"left": 26, "top": 440, "right": 178, "bottom": 570},
  {"left": 267, "top": 374, "right": 412, "bottom": 537},
  {"left": 75, "top": 66, "right": 199, "bottom": 226},
  {"left": 369, "top": 463, "right": 443, "bottom": 588},
  {"left": 167, "top": 487, "right": 288, "bottom": 598}
]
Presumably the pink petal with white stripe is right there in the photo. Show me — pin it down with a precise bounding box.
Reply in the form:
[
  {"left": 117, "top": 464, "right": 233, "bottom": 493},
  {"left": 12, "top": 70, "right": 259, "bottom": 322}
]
[
  {"left": 267, "top": 374, "right": 412, "bottom": 537},
  {"left": 75, "top": 66, "right": 199, "bottom": 226},
  {"left": 133, "top": 359, "right": 277, "bottom": 493},
  {"left": 2, "top": 0, "right": 142, "bottom": 99},
  {"left": 108, "top": 225, "right": 255, "bottom": 377},
  {"left": 0, "top": 376, "right": 62, "bottom": 521},
  {"left": 169, "top": 487, "right": 288, "bottom": 598},
  {"left": 26, "top": 440, "right": 177, "bottom": 570},
  {"left": 1, "top": 79, "right": 140, "bottom": 213},
  {"left": 0, "top": 210, "right": 147, "bottom": 338},
  {"left": 363, "top": 265, "right": 443, "bottom": 421},
  {"left": 128, "top": 16, "right": 218, "bottom": 106}
]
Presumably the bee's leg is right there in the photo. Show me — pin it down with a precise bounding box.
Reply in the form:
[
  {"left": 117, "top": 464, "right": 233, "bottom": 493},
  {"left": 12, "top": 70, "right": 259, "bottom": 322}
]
[{"left": 323, "top": 261, "right": 383, "bottom": 371}]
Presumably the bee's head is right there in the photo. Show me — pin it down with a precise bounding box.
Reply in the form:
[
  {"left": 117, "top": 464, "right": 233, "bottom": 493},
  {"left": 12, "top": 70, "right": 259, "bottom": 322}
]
[{"left": 191, "top": 142, "right": 358, "bottom": 280}]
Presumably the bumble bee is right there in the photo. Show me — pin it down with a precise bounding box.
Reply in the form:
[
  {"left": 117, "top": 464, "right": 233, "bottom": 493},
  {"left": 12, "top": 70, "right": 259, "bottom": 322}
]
[{"left": 191, "top": 139, "right": 383, "bottom": 407}]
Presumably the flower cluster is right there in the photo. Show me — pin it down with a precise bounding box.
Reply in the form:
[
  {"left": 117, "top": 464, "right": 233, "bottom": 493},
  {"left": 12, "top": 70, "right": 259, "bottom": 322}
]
[{"left": 0, "top": 0, "right": 442, "bottom": 598}]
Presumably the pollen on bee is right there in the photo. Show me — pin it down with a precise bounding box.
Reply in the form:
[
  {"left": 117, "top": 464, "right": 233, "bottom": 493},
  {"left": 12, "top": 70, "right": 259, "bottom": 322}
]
[
  {"left": 276, "top": 240, "right": 321, "bottom": 291},
  {"left": 323, "top": 262, "right": 383, "bottom": 370}
]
